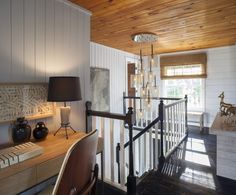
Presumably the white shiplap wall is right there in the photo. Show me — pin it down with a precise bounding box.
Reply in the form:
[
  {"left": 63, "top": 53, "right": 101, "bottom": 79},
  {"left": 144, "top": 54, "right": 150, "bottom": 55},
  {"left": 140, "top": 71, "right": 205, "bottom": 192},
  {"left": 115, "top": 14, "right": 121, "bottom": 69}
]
[
  {"left": 90, "top": 42, "right": 137, "bottom": 181},
  {"left": 205, "top": 45, "right": 236, "bottom": 126},
  {"left": 90, "top": 42, "right": 137, "bottom": 113},
  {"left": 0, "top": 0, "right": 91, "bottom": 144},
  {"left": 89, "top": 42, "right": 236, "bottom": 182},
  {"left": 159, "top": 45, "right": 236, "bottom": 127},
  {"left": 91, "top": 43, "right": 236, "bottom": 127}
]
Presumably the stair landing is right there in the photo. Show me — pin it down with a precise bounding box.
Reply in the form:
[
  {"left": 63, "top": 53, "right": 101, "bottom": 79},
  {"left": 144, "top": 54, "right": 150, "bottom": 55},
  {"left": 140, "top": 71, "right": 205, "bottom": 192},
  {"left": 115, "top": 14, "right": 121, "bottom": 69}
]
[{"left": 137, "top": 127, "right": 236, "bottom": 195}]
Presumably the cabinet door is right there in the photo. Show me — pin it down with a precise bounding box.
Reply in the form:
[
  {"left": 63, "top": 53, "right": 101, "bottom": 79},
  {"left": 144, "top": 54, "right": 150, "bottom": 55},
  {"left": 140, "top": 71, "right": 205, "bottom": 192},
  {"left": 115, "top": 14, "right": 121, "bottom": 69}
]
[
  {"left": 0, "top": 167, "right": 37, "bottom": 194},
  {"left": 37, "top": 155, "right": 64, "bottom": 183}
]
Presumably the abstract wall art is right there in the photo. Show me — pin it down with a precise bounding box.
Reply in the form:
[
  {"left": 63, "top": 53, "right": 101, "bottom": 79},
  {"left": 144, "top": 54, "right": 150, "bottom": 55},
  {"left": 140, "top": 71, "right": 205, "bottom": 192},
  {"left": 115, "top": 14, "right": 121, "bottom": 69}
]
[
  {"left": 0, "top": 83, "right": 55, "bottom": 123},
  {"left": 90, "top": 67, "right": 110, "bottom": 112}
]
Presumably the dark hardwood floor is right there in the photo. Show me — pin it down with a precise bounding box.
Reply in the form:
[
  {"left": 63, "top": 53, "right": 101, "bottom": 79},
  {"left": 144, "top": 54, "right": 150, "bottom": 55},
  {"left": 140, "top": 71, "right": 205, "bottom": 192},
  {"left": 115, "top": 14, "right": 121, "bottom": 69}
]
[
  {"left": 137, "top": 127, "right": 236, "bottom": 195},
  {"left": 97, "top": 180, "right": 126, "bottom": 195}
]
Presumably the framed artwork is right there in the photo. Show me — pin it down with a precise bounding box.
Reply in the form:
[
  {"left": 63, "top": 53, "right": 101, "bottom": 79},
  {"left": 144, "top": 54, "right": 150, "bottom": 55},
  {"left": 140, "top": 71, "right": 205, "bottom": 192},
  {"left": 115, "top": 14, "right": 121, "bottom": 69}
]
[
  {"left": 90, "top": 67, "right": 110, "bottom": 112},
  {"left": 0, "top": 83, "right": 55, "bottom": 123}
]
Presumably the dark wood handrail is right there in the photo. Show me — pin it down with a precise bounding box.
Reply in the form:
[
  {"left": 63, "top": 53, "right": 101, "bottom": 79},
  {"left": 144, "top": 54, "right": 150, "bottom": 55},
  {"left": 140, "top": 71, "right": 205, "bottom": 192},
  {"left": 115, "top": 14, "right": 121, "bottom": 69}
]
[
  {"left": 86, "top": 95, "right": 187, "bottom": 194},
  {"left": 123, "top": 96, "right": 181, "bottom": 101},
  {"left": 124, "top": 116, "right": 160, "bottom": 148},
  {"left": 87, "top": 110, "right": 126, "bottom": 121},
  {"left": 85, "top": 101, "right": 136, "bottom": 195}
]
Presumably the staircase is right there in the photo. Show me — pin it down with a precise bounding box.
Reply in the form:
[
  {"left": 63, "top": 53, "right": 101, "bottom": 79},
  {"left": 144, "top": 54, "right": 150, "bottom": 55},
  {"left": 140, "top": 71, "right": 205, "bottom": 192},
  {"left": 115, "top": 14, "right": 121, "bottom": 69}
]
[
  {"left": 136, "top": 128, "right": 236, "bottom": 195},
  {"left": 86, "top": 96, "right": 188, "bottom": 195}
]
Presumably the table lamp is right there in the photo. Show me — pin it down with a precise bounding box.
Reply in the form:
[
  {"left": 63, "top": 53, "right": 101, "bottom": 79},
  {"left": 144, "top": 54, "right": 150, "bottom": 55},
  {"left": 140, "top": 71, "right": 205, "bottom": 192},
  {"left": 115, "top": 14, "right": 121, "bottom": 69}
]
[{"left": 47, "top": 76, "right": 82, "bottom": 139}]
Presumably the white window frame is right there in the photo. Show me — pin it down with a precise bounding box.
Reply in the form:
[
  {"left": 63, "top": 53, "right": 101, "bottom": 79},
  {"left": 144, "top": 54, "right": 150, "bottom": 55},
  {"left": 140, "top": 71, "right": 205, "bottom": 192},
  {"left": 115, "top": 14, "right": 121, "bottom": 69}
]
[{"left": 162, "top": 78, "right": 206, "bottom": 112}]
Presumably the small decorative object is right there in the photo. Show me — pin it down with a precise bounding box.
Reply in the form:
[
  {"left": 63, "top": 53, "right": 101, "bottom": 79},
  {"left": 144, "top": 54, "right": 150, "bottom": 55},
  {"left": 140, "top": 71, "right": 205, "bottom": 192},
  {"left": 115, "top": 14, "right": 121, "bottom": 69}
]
[
  {"left": 12, "top": 117, "right": 31, "bottom": 143},
  {"left": 33, "top": 122, "right": 49, "bottom": 140},
  {"left": 218, "top": 92, "right": 236, "bottom": 125},
  {"left": 218, "top": 92, "right": 236, "bottom": 116},
  {"left": 218, "top": 92, "right": 232, "bottom": 116}
]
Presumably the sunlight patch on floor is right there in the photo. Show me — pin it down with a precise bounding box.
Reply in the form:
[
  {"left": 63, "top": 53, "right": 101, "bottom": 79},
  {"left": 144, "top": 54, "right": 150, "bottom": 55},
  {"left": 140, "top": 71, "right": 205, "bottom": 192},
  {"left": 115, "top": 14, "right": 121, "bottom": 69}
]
[
  {"left": 180, "top": 167, "right": 216, "bottom": 190},
  {"left": 185, "top": 151, "right": 211, "bottom": 167},
  {"left": 187, "top": 137, "right": 204, "bottom": 144},
  {"left": 186, "top": 140, "right": 206, "bottom": 153}
]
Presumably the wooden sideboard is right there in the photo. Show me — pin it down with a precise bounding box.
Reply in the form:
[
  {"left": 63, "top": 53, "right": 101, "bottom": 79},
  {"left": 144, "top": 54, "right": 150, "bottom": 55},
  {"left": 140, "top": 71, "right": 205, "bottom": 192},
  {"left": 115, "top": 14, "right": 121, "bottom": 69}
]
[
  {"left": 0, "top": 131, "right": 97, "bottom": 194},
  {"left": 210, "top": 113, "right": 236, "bottom": 180}
]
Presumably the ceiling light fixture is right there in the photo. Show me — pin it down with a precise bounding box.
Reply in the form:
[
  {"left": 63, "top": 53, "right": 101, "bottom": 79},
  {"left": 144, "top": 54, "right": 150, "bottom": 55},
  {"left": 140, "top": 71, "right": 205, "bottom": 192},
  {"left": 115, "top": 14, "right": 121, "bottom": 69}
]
[{"left": 130, "top": 32, "right": 159, "bottom": 119}]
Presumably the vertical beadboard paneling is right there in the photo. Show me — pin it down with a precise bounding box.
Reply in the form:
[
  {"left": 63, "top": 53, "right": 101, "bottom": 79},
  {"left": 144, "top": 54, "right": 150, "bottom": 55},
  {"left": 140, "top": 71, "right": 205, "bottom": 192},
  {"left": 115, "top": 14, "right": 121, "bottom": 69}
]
[
  {"left": 54, "top": 0, "right": 64, "bottom": 74},
  {"left": 70, "top": 7, "right": 78, "bottom": 70},
  {"left": 45, "top": 0, "right": 55, "bottom": 78},
  {"left": 0, "top": 0, "right": 11, "bottom": 82},
  {"left": 159, "top": 45, "right": 236, "bottom": 127},
  {"left": 83, "top": 13, "right": 91, "bottom": 101},
  {"left": 24, "top": 0, "right": 36, "bottom": 82},
  {"left": 90, "top": 43, "right": 137, "bottom": 181},
  {"left": 0, "top": 0, "right": 91, "bottom": 144},
  {"left": 70, "top": 9, "right": 89, "bottom": 129},
  {"left": 205, "top": 46, "right": 236, "bottom": 126},
  {"left": 63, "top": 4, "right": 71, "bottom": 75},
  {"left": 90, "top": 42, "right": 137, "bottom": 113},
  {"left": 0, "top": 0, "right": 11, "bottom": 143},
  {"left": 35, "top": 0, "right": 46, "bottom": 81},
  {"left": 91, "top": 43, "right": 236, "bottom": 127},
  {"left": 11, "top": 0, "right": 24, "bottom": 82}
]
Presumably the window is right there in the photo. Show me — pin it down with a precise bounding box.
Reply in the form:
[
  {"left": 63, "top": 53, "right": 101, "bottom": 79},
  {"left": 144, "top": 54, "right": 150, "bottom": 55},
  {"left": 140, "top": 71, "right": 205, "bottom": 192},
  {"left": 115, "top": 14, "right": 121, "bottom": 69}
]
[
  {"left": 164, "top": 64, "right": 203, "bottom": 77},
  {"left": 163, "top": 78, "right": 204, "bottom": 110},
  {"left": 160, "top": 53, "right": 206, "bottom": 111}
]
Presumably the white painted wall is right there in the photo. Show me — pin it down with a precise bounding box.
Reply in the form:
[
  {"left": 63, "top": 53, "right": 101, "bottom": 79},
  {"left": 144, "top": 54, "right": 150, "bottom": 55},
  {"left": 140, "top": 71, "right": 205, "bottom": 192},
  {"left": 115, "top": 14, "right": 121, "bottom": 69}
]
[
  {"left": 159, "top": 45, "right": 236, "bottom": 127},
  {"left": 205, "top": 46, "right": 236, "bottom": 126},
  {"left": 90, "top": 36, "right": 236, "bottom": 184},
  {"left": 0, "top": 0, "right": 91, "bottom": 144},
  {"left": 90, "top": 43, "right": 236, "bottom": 128},
  {"left": 90, "top": 42, "right": 137, "bottom": 113},
  {"left": 90, "top": 42, "right": 137, "bottom": 182}
]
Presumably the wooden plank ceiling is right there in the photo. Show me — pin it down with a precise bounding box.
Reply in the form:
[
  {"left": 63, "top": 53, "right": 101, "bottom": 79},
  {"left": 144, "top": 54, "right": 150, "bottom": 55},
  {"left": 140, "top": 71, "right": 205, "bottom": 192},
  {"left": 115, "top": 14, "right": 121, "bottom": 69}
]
[{"left": 70, "top": 0, "right": 236, "bottom": 55}]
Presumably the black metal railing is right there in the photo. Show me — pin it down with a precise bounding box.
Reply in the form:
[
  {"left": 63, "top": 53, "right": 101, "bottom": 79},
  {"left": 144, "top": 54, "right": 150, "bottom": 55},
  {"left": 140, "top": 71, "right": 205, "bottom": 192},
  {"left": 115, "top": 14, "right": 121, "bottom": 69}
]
[
  {"left": 116, "top": 95, "right": 188, "bottom": 182},
  {"left": 86, "top": 94, "right": 188, "bottom": 194}
]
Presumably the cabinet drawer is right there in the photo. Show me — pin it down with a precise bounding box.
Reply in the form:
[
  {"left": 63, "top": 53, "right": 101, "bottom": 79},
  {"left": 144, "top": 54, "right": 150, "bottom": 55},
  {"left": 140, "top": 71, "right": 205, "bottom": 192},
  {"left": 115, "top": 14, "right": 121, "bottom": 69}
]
[
  {"left": 0, "top": 167, "right": 36, "bottom": 195},
  {"left": 37, "top": 155, "right": 64, "bottom": 183}
]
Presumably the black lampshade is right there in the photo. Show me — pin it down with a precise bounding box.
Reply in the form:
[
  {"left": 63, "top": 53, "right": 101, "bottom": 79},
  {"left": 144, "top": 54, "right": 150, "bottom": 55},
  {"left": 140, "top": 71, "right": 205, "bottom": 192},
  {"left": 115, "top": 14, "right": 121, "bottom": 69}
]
[{"left": 47, "top": 76, "right": 82, "bottom": 102}]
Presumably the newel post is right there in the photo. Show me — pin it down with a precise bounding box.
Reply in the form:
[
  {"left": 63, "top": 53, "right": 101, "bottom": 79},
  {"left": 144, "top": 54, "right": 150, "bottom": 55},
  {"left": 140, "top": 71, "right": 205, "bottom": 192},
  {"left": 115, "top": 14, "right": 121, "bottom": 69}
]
[
  {"left": 126, "top": 107, "right": 136, "bottom": 195},
  {"left": 85, "top": 101, "right": 92, "bottom": 133},
  {"left": 184, "top": 95, "right": 188, "bottom": 136},
  {"left": 158, "top": 99, "right": 165, "bottom": 170}
]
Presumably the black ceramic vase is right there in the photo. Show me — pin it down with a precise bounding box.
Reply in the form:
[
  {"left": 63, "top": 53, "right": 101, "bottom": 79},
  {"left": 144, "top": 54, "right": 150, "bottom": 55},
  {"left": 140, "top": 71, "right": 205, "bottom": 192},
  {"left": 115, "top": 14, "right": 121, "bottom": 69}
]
[
  {"left": 12, "top": 117, "right": 31, "bottom": 143},
  {"left": 33, "top": 122, "right": 48, "bottom": 140}
]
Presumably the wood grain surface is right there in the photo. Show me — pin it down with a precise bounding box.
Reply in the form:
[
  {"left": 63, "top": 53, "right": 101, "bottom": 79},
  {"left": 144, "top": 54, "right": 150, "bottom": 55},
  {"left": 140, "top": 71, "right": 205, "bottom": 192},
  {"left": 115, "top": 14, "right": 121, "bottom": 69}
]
[
  {"left": 70, "top": 0, "right": 236, "bottom": 54},
  {"left": 0, "top": 131, "right": 86, "bottom": 194}
]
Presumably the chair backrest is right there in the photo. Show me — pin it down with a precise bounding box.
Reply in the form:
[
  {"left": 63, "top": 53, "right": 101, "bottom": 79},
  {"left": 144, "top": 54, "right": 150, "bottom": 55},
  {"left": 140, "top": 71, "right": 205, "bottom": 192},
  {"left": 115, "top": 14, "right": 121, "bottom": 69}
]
[{"left": 52, "top": 130, "right": 98, "bottom": 195}]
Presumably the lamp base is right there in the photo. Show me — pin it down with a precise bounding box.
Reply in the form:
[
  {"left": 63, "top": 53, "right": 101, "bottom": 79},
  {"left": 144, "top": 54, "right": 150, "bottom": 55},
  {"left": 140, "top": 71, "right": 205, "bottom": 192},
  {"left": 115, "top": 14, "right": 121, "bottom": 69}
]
[{"left": 54, "top": 123, "right": 76, "bottom": 139}]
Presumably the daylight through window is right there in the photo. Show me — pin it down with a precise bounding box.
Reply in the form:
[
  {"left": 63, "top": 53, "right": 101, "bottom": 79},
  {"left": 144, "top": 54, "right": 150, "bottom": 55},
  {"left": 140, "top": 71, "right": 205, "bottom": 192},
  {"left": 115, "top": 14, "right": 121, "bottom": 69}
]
[{"left": 160, "top": 53, "right": 206, "bottom": 110}]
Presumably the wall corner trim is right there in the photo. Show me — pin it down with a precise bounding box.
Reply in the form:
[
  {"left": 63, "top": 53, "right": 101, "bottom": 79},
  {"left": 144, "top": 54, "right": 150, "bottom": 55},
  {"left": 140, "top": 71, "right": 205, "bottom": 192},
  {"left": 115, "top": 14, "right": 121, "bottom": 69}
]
[{"left": 59, "top": 0, "right": 92, "bottom": 16}]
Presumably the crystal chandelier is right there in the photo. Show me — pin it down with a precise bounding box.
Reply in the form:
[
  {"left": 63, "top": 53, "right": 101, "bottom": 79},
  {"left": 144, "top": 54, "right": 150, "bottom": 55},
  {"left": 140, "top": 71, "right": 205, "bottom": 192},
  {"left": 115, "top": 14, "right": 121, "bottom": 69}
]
[{"left": 130, "top": 32, "right": 159, "bottom": 119}]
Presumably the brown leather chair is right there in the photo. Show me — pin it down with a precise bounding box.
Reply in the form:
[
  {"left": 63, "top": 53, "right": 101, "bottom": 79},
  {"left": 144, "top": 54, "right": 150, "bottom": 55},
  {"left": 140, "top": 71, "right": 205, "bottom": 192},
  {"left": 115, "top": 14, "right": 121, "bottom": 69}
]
[
  {"left": 53, "top": 130, "right": 98, "bottom": 195},
  {"left": 51, "top": 130, "right": 99, "bottom": 195}
]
